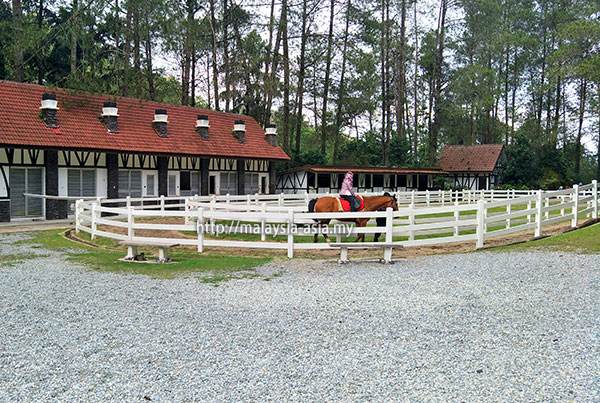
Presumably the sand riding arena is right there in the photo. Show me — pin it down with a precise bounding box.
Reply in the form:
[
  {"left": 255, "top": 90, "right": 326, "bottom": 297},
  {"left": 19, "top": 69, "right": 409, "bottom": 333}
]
[{"left": 75, "top": 181, "right": 599, "bottom": 262}]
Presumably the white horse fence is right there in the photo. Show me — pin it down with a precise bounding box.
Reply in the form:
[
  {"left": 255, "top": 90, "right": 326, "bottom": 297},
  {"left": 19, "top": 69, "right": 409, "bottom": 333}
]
[{"left": 72, "top": 181, "right": 599, "bottom": 260}]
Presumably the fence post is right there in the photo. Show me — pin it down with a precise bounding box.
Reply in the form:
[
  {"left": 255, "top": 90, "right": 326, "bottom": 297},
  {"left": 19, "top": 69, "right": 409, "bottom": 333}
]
[
  {"left": 440, "top": 190, "right": 444, "bottom": 206},
  {"left": 128, "top": 207, "right": 134, "bottom": 240},
  {"left": 545, "top": 197, "right": 550, "bottom": 220},
  {"left": 160, "top": 195, "right": 165, "bottom": 212},
  {"left": 279, "top": 193, "right": 284, "bottom": 207},
  {"left": 411, "top": 190, "right": 415, "bottom": 205},
  {"left": 560, "top": 195, "right": 565, "bottom": 216},
  {"left": 527, "top": 199, "right": 532, "bottom": 224},
  {"left": 210, "top": 196, "right": 216, "bottom": 227},
  {"left": 476, "top": 199, "right": 485, "bottom": 249},
  {"left": 506, "top": 202, "right": 511, "bottom": 229},
  {"left": 196, "top": 207, "right": 204, "bottom": 253},
  {"left": 91, "top": 202, "right": 97, "bottom": 240},
  {"left": 287, "top": 209, "right": 294, "bottom": 258},
  {"left": 184, "top": 198, "right": 190, "bottom": 225},
  {"left": 261, "top": 202, "right": 267, "bottom": 242},
  {"left": 126, "top": 196, "right": 131, "bottom": 210},
  {"left": 571, "top": 184, "right": 579, "bottom": 228},
  {"left": 75, "top": 199, "right": 81, "bottom": 234},
  {"left": 491, "top": 189, "right": 494, "bottom": 202},
  {"left": 383, "top": 207, "right": 393, "bottom": 263},
  {"left": 453, "top": 200, "right": 460, "bottom": 237},
  {"left": 408, "top": 203, "right": 415, "bottom": 241},
  {"left": 426, "top": 190, "right": 430, "bottom": 206},
  {"left": 535, "top": 190, "right": 543, "bottom": 237},
  {"left": 592, "top": 180, "right": 598, "bottom": 219}
]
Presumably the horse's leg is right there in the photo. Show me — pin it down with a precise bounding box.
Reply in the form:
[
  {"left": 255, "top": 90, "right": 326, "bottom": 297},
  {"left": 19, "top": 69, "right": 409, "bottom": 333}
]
[
  {"left": 361, "top": 219, "right": 368, "bottom": 242},
  {"left": 322, "top": 219, "right": 331, "bottom": 243},
  {"left": 353, "top": 219, "right": 365, "bottom": 242}
]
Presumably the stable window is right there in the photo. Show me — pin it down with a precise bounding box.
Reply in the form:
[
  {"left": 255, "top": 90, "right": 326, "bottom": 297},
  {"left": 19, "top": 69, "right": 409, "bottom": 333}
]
[
  {"left": 118, "top": 170, "right": 142, "bottom": 198},
  {"left": 317, "top": 174, "right": 329, "bottom": 188},
  {"left": 180, "top": 171, "right": 191, "bottom": 192},
  {"left": 67, "top": 169, "right": 96, "bottom": 197},
  {"left": 245, "top": 173, "right": 259, "bottom": 194},
  {"left": 398, "top": 175, "right": 407, "bottom": 187},
  {"left": 373, "top": 174, "right": 384, "bottom": 188},
  {"left": 220, "top": 172, "right": 237, "bottom": 195}
]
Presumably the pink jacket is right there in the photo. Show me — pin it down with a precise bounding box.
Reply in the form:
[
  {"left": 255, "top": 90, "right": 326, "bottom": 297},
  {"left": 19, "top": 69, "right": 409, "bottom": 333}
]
[{"left": 340, "top": 176, "right": 354, "bottom": 196}]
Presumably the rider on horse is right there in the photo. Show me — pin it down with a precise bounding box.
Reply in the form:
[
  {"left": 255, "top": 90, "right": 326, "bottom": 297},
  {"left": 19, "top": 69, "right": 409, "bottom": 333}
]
[{"left": 339, "top": 171, "right": 360, "bottom": 211}]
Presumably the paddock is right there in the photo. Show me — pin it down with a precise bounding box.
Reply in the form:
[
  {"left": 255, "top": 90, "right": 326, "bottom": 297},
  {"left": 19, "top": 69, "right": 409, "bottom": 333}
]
[{"left": 71, "top": 180, "right": 600, "bottom": 262}]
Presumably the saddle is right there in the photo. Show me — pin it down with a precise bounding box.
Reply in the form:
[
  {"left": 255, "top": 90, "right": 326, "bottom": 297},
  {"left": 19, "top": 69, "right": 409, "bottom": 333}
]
[{"left": 337, "top": 195, "right": 365, "bottom": 212}]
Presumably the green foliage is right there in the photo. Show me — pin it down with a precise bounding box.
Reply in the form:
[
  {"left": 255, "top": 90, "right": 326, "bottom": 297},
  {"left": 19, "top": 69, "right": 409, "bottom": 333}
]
[{"left": 502, "top": 132, "right": 536, "bottom": 187}]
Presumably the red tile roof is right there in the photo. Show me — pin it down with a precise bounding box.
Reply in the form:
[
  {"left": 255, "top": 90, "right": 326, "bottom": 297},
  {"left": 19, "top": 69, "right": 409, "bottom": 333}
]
[
  {"left": 0, "top": 81, "right": 290, "bottom": 160},
  {"left": 438, "top": 144, "right": 503, "bottom": 173}
]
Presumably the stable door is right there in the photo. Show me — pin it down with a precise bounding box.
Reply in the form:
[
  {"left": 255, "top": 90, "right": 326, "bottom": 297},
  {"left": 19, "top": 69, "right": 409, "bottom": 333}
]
[{"left": 10, "top": 167, "right": 43, "bottom": 218}]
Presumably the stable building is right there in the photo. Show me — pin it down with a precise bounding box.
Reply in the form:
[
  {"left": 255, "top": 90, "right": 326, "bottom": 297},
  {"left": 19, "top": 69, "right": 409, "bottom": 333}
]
[
  {"left": 276, "top": 165, "right": 445, "bottom": 194},
  {"left": 0, "top": 81, "right": 289, "bottom": 222},
  {"left": 438, "top": 144, "right": 505, "bottom": 190}
]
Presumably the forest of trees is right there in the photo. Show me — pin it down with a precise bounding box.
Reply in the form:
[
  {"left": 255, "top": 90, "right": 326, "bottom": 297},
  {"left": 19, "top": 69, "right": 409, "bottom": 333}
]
[{"left": 1, "top": 0, "right": 599, "bottom": 188}]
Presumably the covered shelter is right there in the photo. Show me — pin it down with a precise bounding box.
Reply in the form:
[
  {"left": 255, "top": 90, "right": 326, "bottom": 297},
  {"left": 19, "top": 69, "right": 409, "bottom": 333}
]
[{"left": 276, "top": 165, "right": 445, "bottom": 194}]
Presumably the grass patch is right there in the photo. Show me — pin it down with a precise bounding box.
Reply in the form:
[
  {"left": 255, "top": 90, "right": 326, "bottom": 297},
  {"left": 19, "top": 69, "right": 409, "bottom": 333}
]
[
  {"left": 491, "top": 222, "right": 600, "bottom": 254},
  {"left": 0, "top": 253, "right": 49, "bottom": 266},
  {"left": 19, "top": 229, "right": 272, "bottom": 281}
]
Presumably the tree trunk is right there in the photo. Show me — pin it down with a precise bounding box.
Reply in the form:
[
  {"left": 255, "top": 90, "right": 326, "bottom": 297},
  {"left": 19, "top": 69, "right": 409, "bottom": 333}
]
[
  {"left": 261, "top": 0, "right": 276, "bottom": 123},
  {"left": 133, "top": 0, "right": 141, "bottom": 98},
  {"left": 191, "top": 45, "right": 196, "bottom": 107},
  {"left": 413, "top": 0, "right": 419, "bottom": 160},
  {"left": 428, "top": 0, "right": 447, "bottom": 167},
  {"left": 381, "top": 0, "right": 388, "bottom": 165},
  {"left": 394, "top": 0, "right": 407, "bottom": 140},
  {"left": 123, "top": 1, "right": 132, "bottom": 96},
  {"left": 145, "top": 15, "right": 155, "bottom": 100},
  {"left": 332, "top": 0, "right": 351, "bottom": 165},
  {"left": 281, "top": 0, "right": 290, "bottom": 154},
  {"left": 264, "top": 10, "right": 283, "bottom": 126},
  {"left": 209, "top": 0, "right": 219, "bottom": 110},
  {"left": 223, "top": 0, "right": 230, "bottom": 112},
  {"left": 181, "top": 0, "right": 194, "bottom": 105},
  {"left": 70, "top": 0, "right": 78, "bottom": 75},
  {"left": 320, "top": 0, "right": 335, "bottom": 156},
  {"left": 36, "top": 0, "right": 44, "bottom": 84},
  {"left": 575, "top": 79, "right": 587, "bottom": 177},
  {"left": 294, "top": 0, "right": 309, "bottom": 160},
  {"left": 206, "top": 53, "right": 212, "bottom": 108},
  {"left": 115, "top": 0, "right": 121, "bottom": 94}
]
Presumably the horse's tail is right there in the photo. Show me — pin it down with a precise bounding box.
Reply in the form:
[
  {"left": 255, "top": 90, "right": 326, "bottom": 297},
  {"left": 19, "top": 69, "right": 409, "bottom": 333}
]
[{"left": 308, "top": 198, "right": 319, "bottom": 223}]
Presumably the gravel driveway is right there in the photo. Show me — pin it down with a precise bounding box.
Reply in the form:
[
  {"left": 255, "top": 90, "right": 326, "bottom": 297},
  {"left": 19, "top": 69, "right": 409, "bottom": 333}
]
[{"left": 0, "top": 232, "right": 598, "bottom": 402}]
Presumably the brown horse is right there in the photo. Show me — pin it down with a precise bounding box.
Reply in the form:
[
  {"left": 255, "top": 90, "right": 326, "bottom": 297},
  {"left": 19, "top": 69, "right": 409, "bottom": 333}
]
[{"left": 308, "top": 195, "right": 399, "bottom": 243}]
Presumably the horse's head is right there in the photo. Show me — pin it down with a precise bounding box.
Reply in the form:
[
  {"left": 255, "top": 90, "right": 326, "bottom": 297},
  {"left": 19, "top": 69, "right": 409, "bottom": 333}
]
[
  {"left": 383, "top": 192, "right": 398, "bottom": 211},
  {"left": 389, "top": 194, "right": 398, "bottom": 211}
]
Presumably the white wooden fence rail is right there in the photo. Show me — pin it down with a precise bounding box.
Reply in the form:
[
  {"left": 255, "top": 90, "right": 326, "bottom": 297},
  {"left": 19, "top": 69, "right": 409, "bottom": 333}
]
[{"left": 73, "top": 181, "right": 598, "bottom": 260}]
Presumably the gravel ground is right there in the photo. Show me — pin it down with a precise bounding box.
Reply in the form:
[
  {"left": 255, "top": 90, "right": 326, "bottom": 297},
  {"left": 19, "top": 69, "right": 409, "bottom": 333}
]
[{"left": 0, "top": 232, "right": 598, "bottom": 402}]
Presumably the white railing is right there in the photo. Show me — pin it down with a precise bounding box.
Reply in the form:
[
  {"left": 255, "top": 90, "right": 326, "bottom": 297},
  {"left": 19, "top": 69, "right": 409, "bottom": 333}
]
[{"left": 73, "top": 181, "right": 599, "bottom": 260}]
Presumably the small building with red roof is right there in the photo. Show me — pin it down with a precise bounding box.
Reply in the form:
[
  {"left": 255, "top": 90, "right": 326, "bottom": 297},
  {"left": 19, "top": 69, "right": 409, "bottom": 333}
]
[
  {"left": 438, "top": 144, "right": 505, "bottom": 190},
  {"left": 0, "top": 81, "right": 289, "bottom": 222}
]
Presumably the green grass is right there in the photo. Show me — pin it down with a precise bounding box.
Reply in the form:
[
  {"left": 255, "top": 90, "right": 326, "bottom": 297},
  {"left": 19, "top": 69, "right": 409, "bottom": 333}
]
[
  {"left": 0, "top": 253, "right": 49, "bottom": 266},
  {"left": 18, "top": 229, "right": 273, "bottom": 281},
  {"left": 491, "top": 222, "right": 600, "bottom": 254}
]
